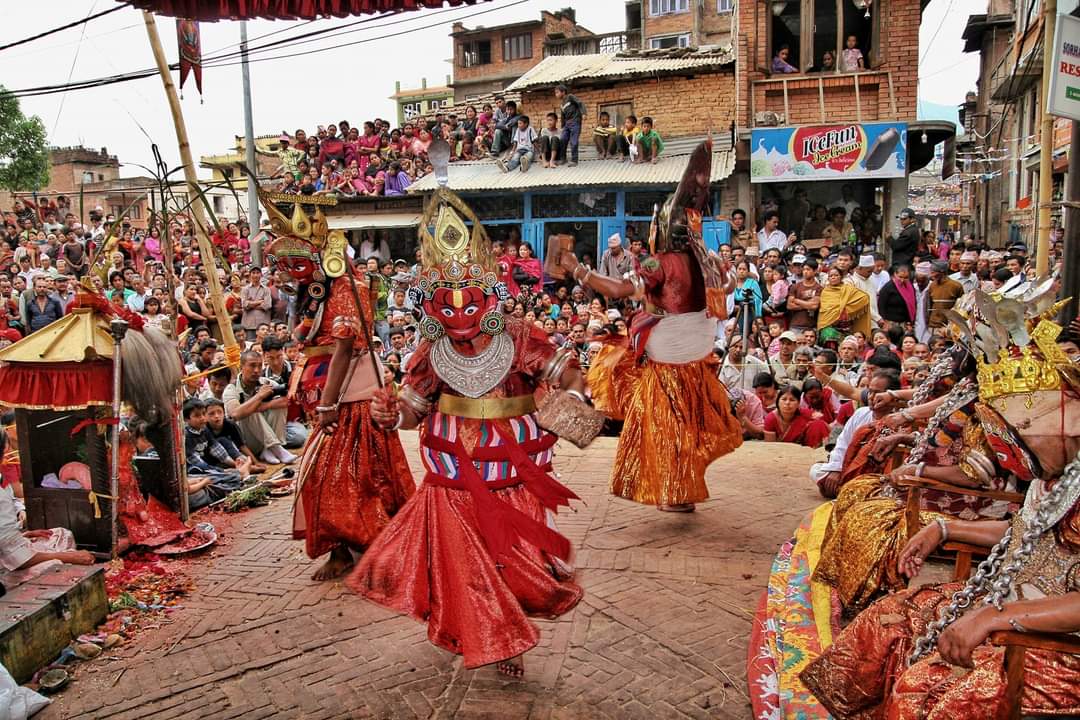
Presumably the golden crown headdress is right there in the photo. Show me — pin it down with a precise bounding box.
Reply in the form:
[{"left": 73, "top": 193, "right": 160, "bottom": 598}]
[
  {"left": 257, "top": 190, "right": 347, "bottom": 279},
  {"left": 947, "top": 278, "right": 1074, "bottom": 402},
  {"left": 414, "top": 187, "right": 503, "bottom": 301}
]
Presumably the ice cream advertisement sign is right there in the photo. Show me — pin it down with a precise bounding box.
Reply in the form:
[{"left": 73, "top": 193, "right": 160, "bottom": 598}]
[{"left": 750, "top": 122, "right": 908, "bottom": 183}]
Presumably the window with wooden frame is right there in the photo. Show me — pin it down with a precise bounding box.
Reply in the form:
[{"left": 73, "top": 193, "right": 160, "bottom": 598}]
[
  {"left": 459, "top": 39, "right": 492, "bottom": 67},
  {"left": 767, "top": 0, "right": 878, "bottom": 75},
  {"left": 598, "top": 101, "right": 634, "bottom": 130},
  {"left": 717, "top": 0, "right": 735, "bottom": 13},
  {"left": 503, "top": 32, "right": 532, "bottom": 61}
]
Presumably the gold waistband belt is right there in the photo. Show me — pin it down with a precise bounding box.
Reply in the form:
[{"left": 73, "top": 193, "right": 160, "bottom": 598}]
[
  {"left": 437, "top": 394, "right": 536, "bottom": 420},
  {"left": 302, "top": 344, "right": 335, "bottom": 357}
]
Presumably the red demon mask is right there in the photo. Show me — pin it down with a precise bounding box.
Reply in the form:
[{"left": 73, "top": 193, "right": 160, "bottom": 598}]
[{"left": 423, "top": 285, "right": 497, "bottom": 342}]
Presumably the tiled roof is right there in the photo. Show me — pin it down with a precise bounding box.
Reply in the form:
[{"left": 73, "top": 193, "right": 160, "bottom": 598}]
[
  {"left": 408, "top": 135, "right": 733, "bottom": 193},
  {"left": 506, "top": 45, "right": 735, "bottom": 92}
]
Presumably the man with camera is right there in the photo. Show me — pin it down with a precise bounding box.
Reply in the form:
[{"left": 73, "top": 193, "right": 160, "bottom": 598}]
[
  {"left": 222, "top": 350, "right": 297, "bottom": 465},
  {"left": 261, "top": 336, "right": 307, "bottom": 449}
]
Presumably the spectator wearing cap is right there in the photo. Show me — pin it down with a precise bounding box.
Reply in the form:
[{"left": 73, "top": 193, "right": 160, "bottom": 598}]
[
  {"left": 845, "top": 254, "right": 881, "bottom": 325},
  {"left": 950, "top": 250, "right": 979, "bottom": 293},
  {"left": 768, "top": 329, "right": 799, "bottom": 382},
  {"left": 258, "top": 134, "right": 305, "bottom": 180},
  {"left": 870, "top": 252, "right": 891, "bottom": 292},
  {"left": 598, "top": 233, "right": 632, "bottom": 281},
  {"left": 719, "top": 334, "right": 768, "bottom": 392},
  {"left": 913, "top": 261, "right": 933, "bottom": 342},
  {"left": 928, "top": 259, "right": 965, "bottom": 329},
  {"left": 890, "top": 208, "right": 920, "bottom": 269}
]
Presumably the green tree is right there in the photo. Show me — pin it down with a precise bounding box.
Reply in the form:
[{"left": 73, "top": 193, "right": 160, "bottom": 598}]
[{"left": 0, "top": 87, "right": 49, "bottom": 193}]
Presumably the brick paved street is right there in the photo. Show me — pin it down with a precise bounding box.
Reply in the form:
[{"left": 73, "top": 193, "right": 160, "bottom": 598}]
[{"left": 43, "top": 435, "right": 823, "bottom": 720}]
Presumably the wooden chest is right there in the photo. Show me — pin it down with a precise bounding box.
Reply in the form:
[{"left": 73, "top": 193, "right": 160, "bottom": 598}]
[{"left": 0, "top": 564, "right": 108, "bottom": 683}]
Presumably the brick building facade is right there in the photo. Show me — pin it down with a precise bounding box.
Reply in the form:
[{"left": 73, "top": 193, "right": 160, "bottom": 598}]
[
  {"left": 629, "top": 0, "right": 734, "bottom": 50},
  {"left": 2, "top": 147, "right": 155, "bottom": 229},
  {"left": 450, "top": 9, "right": 594, "bottom": 101},
  {"left": 519, "top": 71, "right": 737, "bottom": 140}
]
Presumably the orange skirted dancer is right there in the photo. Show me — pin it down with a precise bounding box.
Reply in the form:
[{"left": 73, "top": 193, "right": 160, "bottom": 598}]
[
  {"left": 349, "top": 185, "right": 596, "bottom": 679},
  {"left": 261, "top": 196, "right": 414, "bottom": 582},
  {"left": 568, "top": 139, "right": 742, "bottom": 512}
]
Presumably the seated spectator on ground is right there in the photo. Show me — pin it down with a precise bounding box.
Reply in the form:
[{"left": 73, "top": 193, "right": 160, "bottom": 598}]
[
  {"left": 752, "top": 371, "right": 779, "bottom": 414},
  {"left": 183, "top": 398, "right": 250, "bottom": 510},
  {"left": 204, "top": 398, "right": 267, "bottom": 474},
  {"left": 222, "top": 351, "right": 298, "bottom": 465},
  {"left": 763, "top": 384, "right": 830, "bottom": 447}
]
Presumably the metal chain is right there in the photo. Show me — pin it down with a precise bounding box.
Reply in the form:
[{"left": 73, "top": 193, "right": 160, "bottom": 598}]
[
  {"left": 904, "top": 378, "right": 978, "bottom": 465},
  {"left": 908, "top": 353, "right": 956, "bottom": 407},
  {"left": 908, "top": 447, "right": 1080, "bottom": 664}
]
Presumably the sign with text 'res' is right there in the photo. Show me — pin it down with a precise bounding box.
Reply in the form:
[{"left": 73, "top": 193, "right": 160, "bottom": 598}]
[
  {"left": 1049, "top": 14, "right": 1080, "bottom": 122},
  {"left": 750, "top": 122, "right": 908, "bottom": 183}
]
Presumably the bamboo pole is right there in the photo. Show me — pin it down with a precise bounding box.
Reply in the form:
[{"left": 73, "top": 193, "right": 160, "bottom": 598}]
[
  {"left": 141, "top": 11, "right": 239, "bottom": 357},
  {"left": 1035, "top": 0, "right": 1057, "bottom": 277}
]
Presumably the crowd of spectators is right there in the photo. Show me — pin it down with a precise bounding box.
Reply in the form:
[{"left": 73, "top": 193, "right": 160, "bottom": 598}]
[
  {"left": 2, "top": 156, "right": 1067, "bottom": 508},
  {"left": 265, "top": 86, "right": 667, "bottom": 193}
]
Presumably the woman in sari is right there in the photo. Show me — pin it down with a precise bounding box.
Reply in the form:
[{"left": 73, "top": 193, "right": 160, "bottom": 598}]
[
  {"left": 764, "top": 385, "right": 830, "bottom": 448},
  {"left": 817, "top": 267, "right": 871, "bottom": 343},
  {"left": 355, "top": 121, "right": 381, "bottom": 174},
  {"left": 511, "top": 243, "right": 542, "bottom": 295}
]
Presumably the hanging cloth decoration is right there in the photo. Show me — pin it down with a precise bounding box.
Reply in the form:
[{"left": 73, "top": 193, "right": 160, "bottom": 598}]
[{"left": 176, "top": 18, "right": 203, "bottom": 98}]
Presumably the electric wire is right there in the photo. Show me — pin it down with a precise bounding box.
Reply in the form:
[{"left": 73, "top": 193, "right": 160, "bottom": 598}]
[
  {"left": 5, "top": 0, "right": 524, "bottom": 98},
  {"left": 0, "top": 3, "right": 126, "bottom": 52}
]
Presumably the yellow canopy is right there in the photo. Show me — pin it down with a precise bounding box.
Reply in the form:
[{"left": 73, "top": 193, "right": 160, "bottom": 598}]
[{"left": 0, "top": 308, "right": 115, "bottom": 364}]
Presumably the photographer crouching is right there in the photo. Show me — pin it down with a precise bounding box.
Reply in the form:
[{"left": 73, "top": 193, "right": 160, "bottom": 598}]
[{"left": 223, "top": 350, "right": 298, "bottom": 465}]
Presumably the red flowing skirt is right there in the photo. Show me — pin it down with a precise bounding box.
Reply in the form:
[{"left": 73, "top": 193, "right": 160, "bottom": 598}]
[
  {"left": 293, "top": 400, "right": 414, "bottom": 559},
  {"left": 348, "top": 482, "right": 582, "bottom": 668}
]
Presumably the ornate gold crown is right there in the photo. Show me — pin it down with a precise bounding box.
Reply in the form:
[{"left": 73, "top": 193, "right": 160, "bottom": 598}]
[
  {"left": 976, "top": 318, "right": 1069, "bottom": 401},
  {"left": 415, "top": 187, "right": 501, "bottom": 300},
  {"left": 951, "top": 280, "right": 1074, "bottom": 402},
  {"left": 257, "top": 190, "right": 347, "bottom": 278}
]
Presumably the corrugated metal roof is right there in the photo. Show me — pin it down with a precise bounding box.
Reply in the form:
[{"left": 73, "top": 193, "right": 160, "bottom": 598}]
[
  {"left": 506, "top": 46, "right": 734, "bottom": 91},
  {"left": 409, "top": 138, "right": 734, "bottom": 193},
  {"left": 325, "top": 212, "right": 420, "bottom": 230}
]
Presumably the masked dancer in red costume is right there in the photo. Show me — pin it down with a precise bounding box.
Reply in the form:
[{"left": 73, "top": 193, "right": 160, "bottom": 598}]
[
  {"left": 261, "top": 193, "right": 413, "bottom": 581},
  {"left": 559, "top": 139, "right": 742, "bottom": 512},
  {"left": 349, "top": 184, "right": 600, "bottom": 678}
]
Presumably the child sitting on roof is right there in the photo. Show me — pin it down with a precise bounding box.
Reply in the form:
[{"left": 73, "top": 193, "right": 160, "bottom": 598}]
[{"left": 634, "top": 116, "right": 665, "bottom": 165}]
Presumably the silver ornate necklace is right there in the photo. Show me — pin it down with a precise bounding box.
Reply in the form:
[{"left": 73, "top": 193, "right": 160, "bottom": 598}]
[{"left": 431, "top": 333, "right": 513, "bottom": 398}]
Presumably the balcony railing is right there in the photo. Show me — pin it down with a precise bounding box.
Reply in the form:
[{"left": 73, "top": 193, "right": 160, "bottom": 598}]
[
  {"left": 750, "top": 70, "right": 899, "bottom": 126},
  {"left": 543, "top": 31, "right": 640, "bottom": 57}
]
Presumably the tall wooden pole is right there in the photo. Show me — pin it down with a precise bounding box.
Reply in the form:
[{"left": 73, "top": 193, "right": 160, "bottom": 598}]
[
  {"left": 1036, "top": 0, "right": 1058, "bottom": 276},
  {"left": 142, "top": 11, "right": 239, "bottom": 356}
]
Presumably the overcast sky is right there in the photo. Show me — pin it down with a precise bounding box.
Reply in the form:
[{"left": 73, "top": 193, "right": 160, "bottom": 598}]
[{"left": 0, "top": 0, "right": 984, "bottom": 179}]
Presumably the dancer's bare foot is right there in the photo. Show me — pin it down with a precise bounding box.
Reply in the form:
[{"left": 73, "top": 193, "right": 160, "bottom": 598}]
[
  {"left": 658, "top": 503, "right": 695, "bottom": 513},
  {"left": 496, "top": 655, "right": 524, "bottom": 678},
  {"left": 311, "top": 546, "right": 353, "bottom": 581}
]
